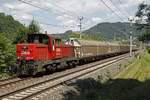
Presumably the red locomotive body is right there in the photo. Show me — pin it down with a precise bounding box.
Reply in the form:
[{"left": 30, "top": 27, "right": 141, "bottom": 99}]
[
  {"left": 15, "top": 34, "right": 74, "bottom": 75},
  {"left": 17, "top": 34, "right": 74, "bottom": 61}
]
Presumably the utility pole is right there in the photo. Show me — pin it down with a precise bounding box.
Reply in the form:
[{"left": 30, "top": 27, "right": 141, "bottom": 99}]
[
  {"left": 78, "top": 16, "right": 83, "bottom": 39},
  {"left": 128, "top": 17, "right": 134, "bottom": 57}
]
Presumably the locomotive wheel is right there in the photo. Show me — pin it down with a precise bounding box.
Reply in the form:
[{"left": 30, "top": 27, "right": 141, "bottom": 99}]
[
  {"left": 67, "top": 62, "right": 74, "bottom": 68},
  {"left": 31, "top": 68, "right": 37, "bottom": 76},
  {"left": 45, "top": 65, "right": 52, "bottom": 73},
  {"left": 17, "top": 67, "right": 22, "bottom": 76},
  {"left": 72, "top": 62, "right": 76, "bottom": 68},
  {"left": 51, "top": 64, "right": 57, "bottom": 72},
  {"left": 56, "top": 64, "right": 63, "bottom": 71}
]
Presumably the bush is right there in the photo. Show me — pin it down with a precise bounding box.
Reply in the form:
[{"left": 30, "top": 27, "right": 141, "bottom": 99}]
[
  {"left": 0, "top": 34, "right": 16, "bottom": 72},
  {"left": 146, "top": 47, "right": 150, "bottom": 53}
]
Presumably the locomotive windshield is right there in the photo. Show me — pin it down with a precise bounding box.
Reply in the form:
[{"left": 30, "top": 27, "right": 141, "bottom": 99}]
[{"left": 28, "top": 34, "right": 49, "bottom": 44}]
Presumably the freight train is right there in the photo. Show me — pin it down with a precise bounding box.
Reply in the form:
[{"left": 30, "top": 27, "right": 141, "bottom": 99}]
[{"left": 12, "top": 34, "right": 136, "bottom": 76}]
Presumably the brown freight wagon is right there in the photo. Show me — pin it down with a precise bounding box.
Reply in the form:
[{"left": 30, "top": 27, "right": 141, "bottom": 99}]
[{"left": 65, "top": 38, "right": 131, "bottom": 58}]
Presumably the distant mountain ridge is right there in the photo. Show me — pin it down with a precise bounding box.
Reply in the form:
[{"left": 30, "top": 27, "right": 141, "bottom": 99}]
[
  {"left": 83, "top": 22, "right": 139, "bottom": 40},
  {"left": 55, "top": 22, "right": 139, "bottom": 41}
]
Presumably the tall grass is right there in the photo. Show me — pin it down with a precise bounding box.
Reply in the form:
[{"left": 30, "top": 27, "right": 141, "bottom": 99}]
[{"left": 116, "top": 52, "right": 150, "bottom": 81}]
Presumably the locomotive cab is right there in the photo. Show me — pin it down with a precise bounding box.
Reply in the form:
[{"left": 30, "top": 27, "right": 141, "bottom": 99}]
[
  {"left": 15, "top": 34, "right": 74, "bottom": 76},
  {"left": 28, "top": 34, "right": 49, "bottom": 44},
  {"left": 17, "top": 34, "right": 50, "bottom": 61},
  {"left": 15, "top": 34, "right": 51, "bottom": 75}
]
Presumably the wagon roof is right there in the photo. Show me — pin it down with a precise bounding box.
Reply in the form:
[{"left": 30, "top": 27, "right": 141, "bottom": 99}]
[{"left": 78, "top": 40, "right": 121, "bottom": 46}]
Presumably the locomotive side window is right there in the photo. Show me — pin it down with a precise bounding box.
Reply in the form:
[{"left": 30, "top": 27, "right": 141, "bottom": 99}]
[
  {"left": 52, "top": 39, "right": 55, "bottom": 51},
  {"left": 34, "top": 36, "right": 39, "bottom": 43},
  {"left": 55, "top": 39, "right": 61, "bottom": 46},
  {"left": 43, "top": 38, "right": 49, "bottom": 44}
]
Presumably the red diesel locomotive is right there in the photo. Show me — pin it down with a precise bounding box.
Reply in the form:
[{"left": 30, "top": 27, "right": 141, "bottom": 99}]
[
  {"left": 15, "top": 34, "right": 75, "bottom": 75},
  {"left": 13, "top": 33, "right": 134, "bottom": 76}
]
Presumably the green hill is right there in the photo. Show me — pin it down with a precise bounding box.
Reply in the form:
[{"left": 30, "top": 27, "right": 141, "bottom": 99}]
[
  {"left": 56, "top": 22, "right": 140, "bottom": 41},
  {"left": 0, "top": 13, "right": 25, "bottom": 41},
  {"left": 83, "top": 22, "right": 139, "bottom": 41},
  {"left": 52, "top": 30, "right": 104, "bottom": 41}
]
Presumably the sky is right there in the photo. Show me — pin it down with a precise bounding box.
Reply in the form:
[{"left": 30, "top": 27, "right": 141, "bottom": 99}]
[{"left": 0, "top": 0, "right": 150, "bottom": 34}]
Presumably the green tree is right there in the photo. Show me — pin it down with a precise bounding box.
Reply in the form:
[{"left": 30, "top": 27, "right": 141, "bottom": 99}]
[
  {"left": 136, "top": 3, "right": 150, "bottom": 31},
  {"left": 14, "top": 19, "right": 41, "bottom": 43},
  {"left": 0, "top": 13, "right": 25, "bottom": 41},
  {"left": 28, "top": 19, "right": 40, "bottom": 34},
  {"left": 14, "top": 27, "right": 29, "bottom": 43},
  {"left": 138, "top": 32, "right": 150, "bottom": 42},
  {"left": 0, "top": 34, "right": 16, "bottom": 68},
  {"left": 135, "top": 3, "right": 150, "bottom": 42}
]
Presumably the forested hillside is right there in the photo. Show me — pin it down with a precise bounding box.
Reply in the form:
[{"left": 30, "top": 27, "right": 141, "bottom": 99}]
[
  {"left": 0, "top": 13, "right": 25, "bottom": 41},
  {"left": 84, "top": 22, "right": 139, "bottom": 40},
  {"left": 52, "top": 30, "right": 104, "bottom": 41}
]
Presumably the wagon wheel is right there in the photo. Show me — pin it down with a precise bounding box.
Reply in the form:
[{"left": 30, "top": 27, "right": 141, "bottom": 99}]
[
  {"left": 45, "top": 64, "right": 53, "bottom": 73},
  {"left": 51, "top": 64, "right": 57, "bottom": 72}
]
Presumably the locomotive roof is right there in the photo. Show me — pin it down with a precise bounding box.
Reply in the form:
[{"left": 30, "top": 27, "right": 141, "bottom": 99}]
[{"left": 28, "top": 34, "right": 61, "bottom": 39}]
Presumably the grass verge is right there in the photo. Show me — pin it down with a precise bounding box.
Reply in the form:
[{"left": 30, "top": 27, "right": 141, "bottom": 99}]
[
  {"left": 116, "top": 52, "right": 150, "bottom": 81},
  {"left": 64, "top": 51, "right": 150, "bottom": 100}
]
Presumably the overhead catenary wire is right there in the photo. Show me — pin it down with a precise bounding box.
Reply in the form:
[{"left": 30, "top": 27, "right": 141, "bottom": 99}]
[
  {"left": 108, "top": 0, "right": 129, "bottom": 19},
  {"left": 107, "top": 0, "right": 133, "bottom": 38},
  {"left": 98, "top": 0, "right": 133, "bottom": 41},
  {"left": 17, "top": 0, "right": 80, "bottom": 31},
  {"left": 18, "top": 0, "right": 93, "bottom": 31},
  {"left": 46, "top": 0, "right": 79, "bottom": 18},
  {"left": 117, "top": 0, "right": 131, "bottom": 16},
  {"left": 20, "top": 0, "right": 91, "bottom": 27},
  {"left": 18, "top": 0, "right": 75, "bottom": 20},
  {"left": 18, "top": 0, "right": 123, "bottom": 31},
  {"left": 99, "top": 0, "right": 125, "bottom": 21},
  {"left": 48, "top": 1, "right": 99, "bottom": 29},
  {"left": 18, "top": 0, "right": 130, "bottom": 33},
  {"left": 45, "top": 0, "right": 111, "bottom": 30},
  {"left": 8, "top": 7, "right": 76, "bottom": 29},
  {"left": 46, "top": 1, "right": 93, "bottom": 28},
  {"left": 19, "top": 17, "right": 76, "bottom": 28}
]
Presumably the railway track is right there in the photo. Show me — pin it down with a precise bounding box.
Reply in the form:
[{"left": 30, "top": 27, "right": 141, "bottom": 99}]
[
  {"left": 0, "top": 77, "right": 23, "bottom": 87},
  {"left": 0, "top": 53, "right": 132, "bottom": 100}
]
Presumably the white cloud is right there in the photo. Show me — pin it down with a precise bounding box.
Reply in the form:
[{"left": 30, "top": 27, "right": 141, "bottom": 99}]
[
  {"left": 40, "top": 23, "right": 73, "bottom": 33},
  {"left": 0, "top": 0, "right": 149, "bottom": 33},
  {"left": 3, "top": 3, "right": 15, "bottom": 9},
  {"left": 92, "top": 17, "right": 102, "bottom": 22},
  {"left": 48, "top": 0, "right": 106, "bottom": 14},
  {"left": 3, "top": 2, "right": 38, "bottom": 12}
]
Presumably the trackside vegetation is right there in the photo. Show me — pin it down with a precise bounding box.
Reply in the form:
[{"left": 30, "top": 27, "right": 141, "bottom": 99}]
[
  {"left": 0, "top": 13, "right": 40, "bottom": 79},
  {"left": 116, "top": 52, "right": 150, "bottom": 81},
  {"left": 0, "top": 34, "right": 16, "bottom": 79},
  {"left": 64, "top": 52, "right": 150, "bottom": 100}
]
